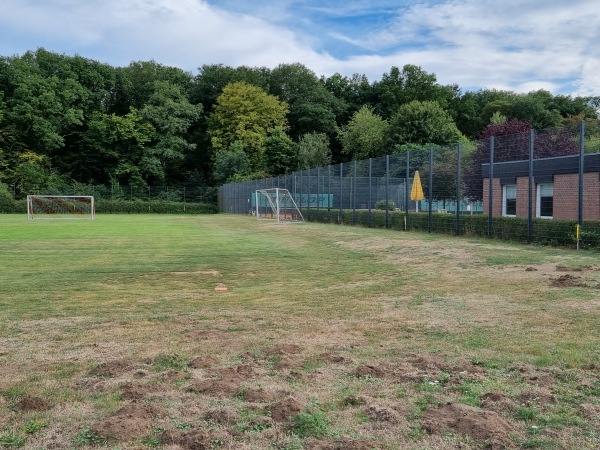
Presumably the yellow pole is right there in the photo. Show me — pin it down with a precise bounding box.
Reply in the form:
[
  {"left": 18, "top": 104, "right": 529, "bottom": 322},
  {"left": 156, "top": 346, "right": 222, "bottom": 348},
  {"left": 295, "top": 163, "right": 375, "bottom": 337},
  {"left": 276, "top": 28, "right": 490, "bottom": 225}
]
[{"left": 576, "top": 224, "right": 580, "bottom": 250}]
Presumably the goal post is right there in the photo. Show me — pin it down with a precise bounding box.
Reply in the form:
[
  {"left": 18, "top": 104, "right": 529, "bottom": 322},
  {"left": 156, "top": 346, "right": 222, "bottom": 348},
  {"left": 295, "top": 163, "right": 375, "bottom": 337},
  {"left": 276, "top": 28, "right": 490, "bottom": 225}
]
[
  {"left": 254, "top": 188, "right": 304, "bottom": 223},
  {"left": 27, "top": 195, "right": 95, "bottom": 220}
]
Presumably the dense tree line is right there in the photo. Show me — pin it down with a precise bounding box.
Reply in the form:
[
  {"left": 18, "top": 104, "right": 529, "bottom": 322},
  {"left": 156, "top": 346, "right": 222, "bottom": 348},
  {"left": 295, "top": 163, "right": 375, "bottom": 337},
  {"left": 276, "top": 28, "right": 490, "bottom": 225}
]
[{"left": 0, "top": 48, "right": 598, "bottom": 198}]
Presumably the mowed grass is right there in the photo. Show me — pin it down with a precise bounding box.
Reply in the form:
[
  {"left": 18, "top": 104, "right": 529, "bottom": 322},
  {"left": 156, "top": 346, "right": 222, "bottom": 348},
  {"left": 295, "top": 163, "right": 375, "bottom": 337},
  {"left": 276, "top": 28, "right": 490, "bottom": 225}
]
[{"left": 0, "top": 213, "right": 599, "bottom": 449}]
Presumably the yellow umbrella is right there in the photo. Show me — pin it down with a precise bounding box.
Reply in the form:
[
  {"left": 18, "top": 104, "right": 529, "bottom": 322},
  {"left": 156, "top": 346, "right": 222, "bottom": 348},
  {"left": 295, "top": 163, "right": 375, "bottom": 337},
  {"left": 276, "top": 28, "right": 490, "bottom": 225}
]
[{"left": 410, "top": 170, "right": 424, "bottom": 212}]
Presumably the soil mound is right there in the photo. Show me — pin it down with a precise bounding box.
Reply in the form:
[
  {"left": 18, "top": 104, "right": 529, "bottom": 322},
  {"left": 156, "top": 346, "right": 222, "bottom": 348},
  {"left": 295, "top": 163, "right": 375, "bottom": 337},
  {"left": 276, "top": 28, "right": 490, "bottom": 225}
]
[
  {"left": 422, "top": 402, "right": 514, "bottom": 447},
  {"left": 268, "top": 396, "right": 302, "bottom": 423},
  {"left": 90, "top": 402, "right": 160, "bottom": 442}
]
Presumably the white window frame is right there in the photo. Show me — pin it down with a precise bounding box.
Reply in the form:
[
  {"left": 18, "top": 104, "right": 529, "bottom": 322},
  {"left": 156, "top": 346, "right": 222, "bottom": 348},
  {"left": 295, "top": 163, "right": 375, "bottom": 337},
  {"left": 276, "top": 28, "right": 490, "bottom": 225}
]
[
  {"left": 502, "top": 184, "right": 517, "bottom": 217},
  {"left": 536, "top": 183, "right": 553, "bottom": 219}
]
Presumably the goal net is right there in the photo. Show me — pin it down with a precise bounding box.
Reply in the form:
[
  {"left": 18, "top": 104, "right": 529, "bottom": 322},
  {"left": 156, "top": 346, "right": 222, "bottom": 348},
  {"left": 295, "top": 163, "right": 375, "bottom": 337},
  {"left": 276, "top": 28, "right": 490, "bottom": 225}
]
[
  {"left": 255, "top": 188, "right": 304, "bottom": 223},
  {"left": 27, "top": 195, "right": 95, "bottom": 220}
]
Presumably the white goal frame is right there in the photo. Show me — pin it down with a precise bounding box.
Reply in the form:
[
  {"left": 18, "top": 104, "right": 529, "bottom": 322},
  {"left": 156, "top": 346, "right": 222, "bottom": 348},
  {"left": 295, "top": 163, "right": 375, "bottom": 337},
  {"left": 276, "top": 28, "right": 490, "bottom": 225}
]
[
  {"left": 255, "top": 188, "right": 304, "bottom": 223},
  {"left": 27, "top": 195, "right": 96, "bottom": 220}
]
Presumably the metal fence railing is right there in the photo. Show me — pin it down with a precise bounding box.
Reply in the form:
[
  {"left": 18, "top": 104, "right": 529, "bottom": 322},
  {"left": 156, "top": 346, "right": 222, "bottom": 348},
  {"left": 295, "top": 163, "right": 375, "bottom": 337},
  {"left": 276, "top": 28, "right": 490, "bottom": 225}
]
[{"left": 219, "top": 122, "right": 600, "bottom": 247}]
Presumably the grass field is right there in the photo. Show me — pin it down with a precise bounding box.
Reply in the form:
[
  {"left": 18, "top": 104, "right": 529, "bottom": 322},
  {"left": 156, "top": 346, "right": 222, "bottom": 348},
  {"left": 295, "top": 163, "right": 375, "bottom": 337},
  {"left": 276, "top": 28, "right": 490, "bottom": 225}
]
[{"left": 0, "top": 214, "right": 599, "bottom": 449}]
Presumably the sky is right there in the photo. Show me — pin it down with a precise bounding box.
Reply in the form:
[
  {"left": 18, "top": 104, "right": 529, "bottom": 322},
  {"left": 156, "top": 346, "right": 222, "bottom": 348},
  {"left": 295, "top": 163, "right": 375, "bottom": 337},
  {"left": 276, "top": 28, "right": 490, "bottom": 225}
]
[{"left": 1, "top": 0, "right": 599, "bottom": 96}]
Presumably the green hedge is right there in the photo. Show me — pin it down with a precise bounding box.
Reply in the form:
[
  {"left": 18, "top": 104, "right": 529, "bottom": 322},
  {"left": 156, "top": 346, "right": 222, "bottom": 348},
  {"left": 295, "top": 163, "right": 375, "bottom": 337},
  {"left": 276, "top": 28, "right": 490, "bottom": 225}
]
[
  {"left": 0, "top": 198, "right": 218, "bottom": 215},
  {"left": 95, "top": 199, "right": 218, "bottom": 214},
  {"left": 302, "top": 208, "right": 600, "bottom": 249}
]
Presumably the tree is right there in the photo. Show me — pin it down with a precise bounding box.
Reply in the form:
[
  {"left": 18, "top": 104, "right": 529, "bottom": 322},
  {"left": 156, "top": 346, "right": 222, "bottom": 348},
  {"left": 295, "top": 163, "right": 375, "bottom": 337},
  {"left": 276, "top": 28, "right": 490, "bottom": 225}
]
[
  {"left": 269, "top": 63, "right": 343, "bottom": 140},
  {"left": 297, "top": 133, "right": 332, "bottom": 169},
  {"left": 322, "top": 72, "right": 374, "bottom": 123},
  {"left": 337, "top": 106, "right": 389, "bottom": 161},
  {"left": 212, "top": 141, "right": 251, "bottom": 184},
  {"left": 264, "top": 127, "right": 297, "bottom": 175},
  {"left": 191, "top": 64, "right": 271, "bottom": 113},
  {"left": 139, "top": 81, "right": 202, "bottom": 183},
  {"left": 111, "top": 60, "right": 193, "bottom": 114},
  {"left": 388, "top": 100, "right": 465, "bottom": 147},
  {"left": 82, "top": 109, "right": 154, "bottom": 185},
  {"left": 463, "top": 119, "right": 579, "bottom": 200},
  {"left": 208, "top": 82, "right": 288, "bottom": 171},
  {"left": 373, "top": 65, "right": 459, "bottom": 119},
  {"left": 506, "top": 90, "right": 562, "bottom": 130}
]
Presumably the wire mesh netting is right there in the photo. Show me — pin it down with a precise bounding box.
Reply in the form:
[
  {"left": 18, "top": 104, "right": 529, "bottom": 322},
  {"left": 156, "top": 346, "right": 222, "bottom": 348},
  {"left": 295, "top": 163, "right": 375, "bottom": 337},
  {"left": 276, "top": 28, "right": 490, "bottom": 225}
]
[{"left": 220, "top": 123, "right": 600, "bottom": 248}]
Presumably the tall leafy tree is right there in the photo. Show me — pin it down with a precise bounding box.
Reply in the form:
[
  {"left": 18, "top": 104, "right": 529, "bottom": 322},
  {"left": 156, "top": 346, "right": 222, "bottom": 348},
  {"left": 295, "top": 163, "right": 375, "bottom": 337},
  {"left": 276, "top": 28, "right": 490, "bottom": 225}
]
[
  {"left": 82, "top": 109, "right": 154, "bottom": 185},
  {"left": 388, "top": 100, "right": 465, "bottom": 147},
  {"left": 139, "top": 81, "right": 203, "bottom": 183},
  {"left": 322, "top": 72, "right": 374, "bottom": 123},
  {"left": 297, "top": 132, "right": 332, "bottom": 169},
  {"left": 269, "top": 63, "right": 342, "bottom": 140},
  {"left": 373, "top": 65, "right": 459, "bottom": 119},
  {"left": 337, "top": 106, "right": 389, "bottom": 160},
  {"left": 264, "top": 127, "right": 297, "bottom": 175},
  {"left": 212, "top": 140, "right": 252, "bottom": 184},
  {"left": 111, "top": 60, "right": 193, "bottom": 114},
  {"left": 208, "top": 82, "right": 288, "bottom": 171}
]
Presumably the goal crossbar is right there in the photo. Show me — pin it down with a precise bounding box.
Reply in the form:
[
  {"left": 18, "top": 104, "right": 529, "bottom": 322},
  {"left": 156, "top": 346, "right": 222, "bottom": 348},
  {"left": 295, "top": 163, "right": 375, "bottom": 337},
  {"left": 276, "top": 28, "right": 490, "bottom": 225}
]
[{"left": 27, "top": 195, "right": 96, "bottom": 220}]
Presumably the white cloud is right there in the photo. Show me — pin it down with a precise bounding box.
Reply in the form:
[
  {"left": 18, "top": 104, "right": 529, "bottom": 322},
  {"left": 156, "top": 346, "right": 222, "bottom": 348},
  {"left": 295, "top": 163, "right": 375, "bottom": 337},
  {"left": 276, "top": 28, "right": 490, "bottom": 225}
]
[{"left": 0, "top": 0, "right": 598, "bottom": 95}]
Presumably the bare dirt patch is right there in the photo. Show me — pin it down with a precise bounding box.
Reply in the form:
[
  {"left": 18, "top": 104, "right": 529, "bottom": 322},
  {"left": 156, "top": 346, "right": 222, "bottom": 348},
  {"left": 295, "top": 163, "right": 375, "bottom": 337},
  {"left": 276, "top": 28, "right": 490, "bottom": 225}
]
[
  {"left": 90, "top": 402, "right": 162, "bottom": 442},
  {"left": 267, "top": 396, "right": 303, "bottom": 423},
  {"left": 88, "top": 359, "right": 135, "bottom": 378},
  {"left": 422, "top": 402, "right": 516, "bottom": 447},
  {"left": 13, "top": 395, "right": 52, "bottom": 412}
]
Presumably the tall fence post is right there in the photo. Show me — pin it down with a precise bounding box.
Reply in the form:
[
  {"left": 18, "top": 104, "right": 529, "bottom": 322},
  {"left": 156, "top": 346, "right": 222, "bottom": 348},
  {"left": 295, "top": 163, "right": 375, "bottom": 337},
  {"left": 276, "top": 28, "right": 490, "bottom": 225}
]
[
  {"left": 368, "top": 158, "right": 372, "bottom": 227},
  {"left": 456, "top": 142, "right": 461, "bottom": 235},
  {"left": 339, "top": 163, "right": 343, "bottom": 224},
  {"left": 428, "top": 147, "right": 433, "bottom": 233},
  {"left": 405, "top": 152, "right": 410, "bottom": 229},
  {"left": 385, "top": 155, "right": 390, "bottom": 228},
  {"left": 307, "top": 168, "right": 311, "bottom": 221},
  {"left": 528, "top": 130, "right": 534, "bottom": 244},
  {"left": 328, "top": 165, "right": 332, "bottom": 212},
  {"left": 488, "top": 136, "right": 494, "bottom": 238},
  {"left": 578, "top": 120, "right": 585, "bottom": 236},
  {"left": 316, "top": 167, "right": 320, "bottom": 221},
  {"left": 352, "top": 160, "right": 357, "bottom": 225}
]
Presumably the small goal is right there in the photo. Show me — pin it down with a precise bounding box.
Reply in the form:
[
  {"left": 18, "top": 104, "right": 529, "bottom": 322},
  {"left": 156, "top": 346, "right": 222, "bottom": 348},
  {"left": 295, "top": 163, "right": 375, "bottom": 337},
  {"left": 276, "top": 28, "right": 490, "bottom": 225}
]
[
  {"left": 27, "top": 195, "right": 95, "bottom": 220},
  {"left": 255, "top": 188, "right": 304, "bottom": 223}
]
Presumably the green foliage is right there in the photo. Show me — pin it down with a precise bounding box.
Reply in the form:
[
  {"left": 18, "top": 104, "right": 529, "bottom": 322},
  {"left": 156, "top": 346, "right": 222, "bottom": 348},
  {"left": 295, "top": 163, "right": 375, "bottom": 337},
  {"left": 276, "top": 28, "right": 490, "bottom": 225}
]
[
  {"left": 139, "top": 80, "right": 203, "bottom": 183},
  {"left": 208, "top": 81, "right": 288, "bottom": 171},
  {"left": 0, "top": 433, "right": 26, "bottom": 448},
  {"left": 0, "top": 49, "right": 597, "bottom": 192},
  {"left": 297, "top": 132, "right": 332, "bottom": 169},
  {"left": 269, "top": 63, "right": 341, "bottom": 139},
  {"left": 24, "top": 420, "right": 48, "bottom": 434},
  {"left": 337, "top": 105, "right": 389, "bottom": 160},
  {"left": 212, "top": 141, "right": 251, "bottom": 184},
  {"left": 291, "top": 408, "right": 330, "bottom": 438},
  {"left": 304, "top": 208, "right": 600, "bottom": 249},
  {"left": 95, "top": 199, "right": 218, "bottom": 214},
  {"left": 74, "top": 428, "right": 107, "bottom": 446},
  {"left": 375, "top": 199, "right": 396, "bottom": 211},
  {"left": 151, "top": 353, "right": 189, "bottom": 371},
  {"left": 389, "top": 100, "right": 465, "bottom": 146},
  {"left": 263, "top": 127, "right": 297, "bottom": 175},
  {"left": 0, "top": 182, "right": 17, "bottom": 212}
]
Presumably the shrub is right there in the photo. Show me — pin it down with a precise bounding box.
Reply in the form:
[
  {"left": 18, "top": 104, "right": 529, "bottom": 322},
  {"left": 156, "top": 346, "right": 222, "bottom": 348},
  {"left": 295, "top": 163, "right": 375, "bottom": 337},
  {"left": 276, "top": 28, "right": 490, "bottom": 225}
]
[
  {"left": 375, "top": 199, "right": 396, "bottom": 211},
  {"left": 0, "top": 183, "right": 19, "bottom": 213},
  {"left": 95, "top": 199, "right": 218, "bottom": 214}
]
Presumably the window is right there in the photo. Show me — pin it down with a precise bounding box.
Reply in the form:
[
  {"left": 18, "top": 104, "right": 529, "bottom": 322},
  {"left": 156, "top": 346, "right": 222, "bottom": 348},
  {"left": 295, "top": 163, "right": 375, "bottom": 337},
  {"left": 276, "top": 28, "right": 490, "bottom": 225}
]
[
  {"left": 503, "top": 185, "right": 516, "bottom": 216},
  {"left": 537, "top": 183, "right": 553, "bottom": 218}
]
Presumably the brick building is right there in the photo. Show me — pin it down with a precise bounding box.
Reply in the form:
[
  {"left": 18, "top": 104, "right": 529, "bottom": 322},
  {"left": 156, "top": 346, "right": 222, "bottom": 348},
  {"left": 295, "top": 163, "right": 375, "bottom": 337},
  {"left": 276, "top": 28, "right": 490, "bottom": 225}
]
[{"left": 482, "top": 153, "right": 600, "bottom": 220}]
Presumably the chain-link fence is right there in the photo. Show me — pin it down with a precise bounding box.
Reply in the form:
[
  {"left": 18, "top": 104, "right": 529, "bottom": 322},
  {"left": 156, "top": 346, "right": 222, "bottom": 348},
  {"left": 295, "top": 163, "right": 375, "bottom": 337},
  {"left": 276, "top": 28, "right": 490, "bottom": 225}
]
[
  {"left": 219, "top": 122, "right": 600, "bottom": 247},
  {"left": 11, "top": 184, "right": 217, "bottom": 204}
]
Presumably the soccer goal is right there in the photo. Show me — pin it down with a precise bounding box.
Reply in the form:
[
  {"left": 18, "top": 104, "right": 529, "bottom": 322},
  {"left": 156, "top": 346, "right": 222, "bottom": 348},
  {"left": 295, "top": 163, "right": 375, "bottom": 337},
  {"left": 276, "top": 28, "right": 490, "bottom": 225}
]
[
  {"left": 255, "top": 188, "right": 304, "bottom": 223},
  {"left": 27, "top": 195, "right": 96, "bottom": 220}
]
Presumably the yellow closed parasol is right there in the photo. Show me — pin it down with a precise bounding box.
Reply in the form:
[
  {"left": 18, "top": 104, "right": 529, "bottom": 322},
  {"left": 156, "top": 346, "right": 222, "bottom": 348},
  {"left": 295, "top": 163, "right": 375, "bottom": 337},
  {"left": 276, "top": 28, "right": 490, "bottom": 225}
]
[{"left": 410, "top": 170, "right": 424, "bottom": 212}]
